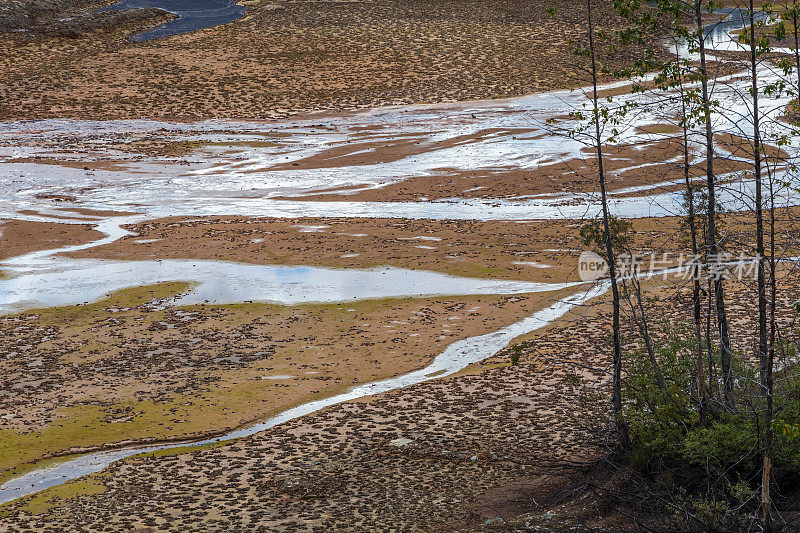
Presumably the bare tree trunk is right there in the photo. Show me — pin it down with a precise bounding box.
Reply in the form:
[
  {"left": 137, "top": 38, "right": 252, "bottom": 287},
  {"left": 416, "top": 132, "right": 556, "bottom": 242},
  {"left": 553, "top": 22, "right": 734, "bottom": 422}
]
[
  {"left": 763, "top": 152, "right": 777, "bottom": 533},
  {"left": 695, "top": 0, "right": 733, "bottom": 407},
  {"left": 751, "top": 0, "right": 768, "bottom": 356},
  {"left": 587, "top": 0, "right": 625, "bottom": 443},
  {"left": 794, "top": 9, "right": 800, "bottom": 94},
  {"left": 750, "top": 0, "right": 768, "bottom": 374},
  {"left": 707, "top": 277, "right": 715, "bottom": 397},
  {"left": 749, "top": 4, "right": 771, "bottom": 528},
  {"left": 762, "top": 91, "right": 780, "bottom": 533},
  {"left": 676, "top": 44, "right": 708, "bottom": 421}
]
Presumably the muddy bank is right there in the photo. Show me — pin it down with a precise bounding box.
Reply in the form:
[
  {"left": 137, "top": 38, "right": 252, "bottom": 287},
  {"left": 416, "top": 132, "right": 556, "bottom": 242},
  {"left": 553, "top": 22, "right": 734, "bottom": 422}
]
[
  {"left": 0, "top": 278, "right": 572, "bottom": 475},
  {"left": 62, "top": 215, "right": 688, "bottom": 283},
  {"left": 282, "top": 138, "right": 754, "bottom": 202},
  {"left": 0, "top": 219, "right": 103, "bottom": 261},
  {"left": 0, "top": 272, "right": 666, "bottom": 529},
  {"left": 0, "top": 323, "right": 606, "bottom": 530},
  {"left": 0, "top": 0, "right": 174, "bottom": 38}
]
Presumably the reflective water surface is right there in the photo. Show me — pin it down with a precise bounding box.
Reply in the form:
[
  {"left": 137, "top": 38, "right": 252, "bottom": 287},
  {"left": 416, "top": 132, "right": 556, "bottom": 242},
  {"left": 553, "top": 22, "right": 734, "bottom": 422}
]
[{"left": 104, "top": 0, "right": 246, "bottom": 41}]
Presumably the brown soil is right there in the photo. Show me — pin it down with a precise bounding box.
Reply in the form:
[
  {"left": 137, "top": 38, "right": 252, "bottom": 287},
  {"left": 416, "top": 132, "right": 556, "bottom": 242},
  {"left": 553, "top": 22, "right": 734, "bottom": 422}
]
[
  {"left": 0, "top": 280, "right": 574, "bottom": 474},
  {"left": 0, "top": 219, "right": 103, "bottom": 261},
  {"left": 62, "top": 215, "right": 689, "bottom": 283},
  {"left": 0, "top": 0, "right": 667, "bottom": 121},
  {"left": 0, "top": 320, "right": 606, "bottom": 530}
]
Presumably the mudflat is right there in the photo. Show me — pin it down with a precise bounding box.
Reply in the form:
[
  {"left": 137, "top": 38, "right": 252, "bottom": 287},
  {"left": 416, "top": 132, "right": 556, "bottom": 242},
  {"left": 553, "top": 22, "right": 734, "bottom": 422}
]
[{"left": 0, "top": 0, "right": 664, "bottom": 120}]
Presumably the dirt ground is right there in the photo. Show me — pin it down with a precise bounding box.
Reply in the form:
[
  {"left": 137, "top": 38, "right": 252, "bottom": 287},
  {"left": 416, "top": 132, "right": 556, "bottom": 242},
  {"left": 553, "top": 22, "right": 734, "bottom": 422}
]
[
  {"left": 5, "top": 259, "right": 798, "bottom": 531},
  {"left": 0, "top": 219, "right": 103, "bottom": 260},
  {"left": 63, "top": 208, "right": 800, "bottom": 281},
  {"left": 0, "top": 299, "right": 612, "bottom": 531},
  {"left": 0, "top": 0, "right": 665, "bottom": 121},
  {"left": 0, "top": 280, "right": 575, "bottom": 476}
]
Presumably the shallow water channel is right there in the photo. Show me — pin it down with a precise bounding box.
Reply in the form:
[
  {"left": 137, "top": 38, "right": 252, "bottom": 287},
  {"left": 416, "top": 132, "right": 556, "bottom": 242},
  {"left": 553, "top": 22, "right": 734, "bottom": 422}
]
[{"left": 104, "top": 0, "right": 246, "bottom": 41}]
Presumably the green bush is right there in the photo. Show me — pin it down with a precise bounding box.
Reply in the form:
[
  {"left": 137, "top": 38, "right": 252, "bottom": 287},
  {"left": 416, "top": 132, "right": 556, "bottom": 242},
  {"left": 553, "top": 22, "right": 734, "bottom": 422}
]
[{"left": 620, "top": 326, "right": 800, "bottom": 525}]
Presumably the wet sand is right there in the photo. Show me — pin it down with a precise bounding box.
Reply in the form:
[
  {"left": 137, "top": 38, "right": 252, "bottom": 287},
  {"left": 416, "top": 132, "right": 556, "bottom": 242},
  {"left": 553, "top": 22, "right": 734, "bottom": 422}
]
[
  {"left": 62, "top": 215, "right": 688, "bottom": 283},
  {"left": 0, "top": 220, "right": 103, "bottom": 261},
  {"left": 3, "top": 188, "right": 800, "bottom": 527},
  {"left": 0, "top": 281, "right": 574, "bottom": 475},
  {"left": 1, "top": 110, "right": 780, "bottom": 225},
  {"left": 65, "top": 207, "right": 800, "bottom": 279},
  {"left": 275, "top": 138, "right": 755, "bottom": 202}
]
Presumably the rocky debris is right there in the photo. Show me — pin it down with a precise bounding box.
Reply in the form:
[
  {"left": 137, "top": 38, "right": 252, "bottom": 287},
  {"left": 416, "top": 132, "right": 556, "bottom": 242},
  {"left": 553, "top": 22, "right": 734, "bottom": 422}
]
[
  {"left": 0, "top": 0, "right": 174, "bottom": 38},
  {"left": 33, "top": 192, "right": 77, "bottom": 202},
  {"left": 259, "top": 472, "right": 347, "bottom": 500}
]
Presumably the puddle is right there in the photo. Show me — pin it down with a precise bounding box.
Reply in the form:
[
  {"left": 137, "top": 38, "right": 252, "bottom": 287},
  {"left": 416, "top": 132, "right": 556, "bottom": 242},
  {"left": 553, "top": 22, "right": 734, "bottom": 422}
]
[
  {"left": 0, "top": 256, "right": 578, "bottom": 315},
  {"left": 514, "top": 261, "right": 552, "bottom": 269},
  {"left": 292, "top": 224, "right": 330, "bottom": 233}
]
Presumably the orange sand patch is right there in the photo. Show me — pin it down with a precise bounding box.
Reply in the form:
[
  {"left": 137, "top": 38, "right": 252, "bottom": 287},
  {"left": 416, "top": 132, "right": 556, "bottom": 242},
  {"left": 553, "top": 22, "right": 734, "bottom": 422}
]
[{"left": 0, "top": 219, "right": 103, "bottom": 261}]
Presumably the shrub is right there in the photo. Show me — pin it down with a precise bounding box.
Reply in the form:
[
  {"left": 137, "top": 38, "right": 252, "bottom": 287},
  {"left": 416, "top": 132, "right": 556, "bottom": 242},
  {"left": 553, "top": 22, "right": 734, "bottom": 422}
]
[{"left": 619, "top": 327, "right": 800, "bottom": 528}]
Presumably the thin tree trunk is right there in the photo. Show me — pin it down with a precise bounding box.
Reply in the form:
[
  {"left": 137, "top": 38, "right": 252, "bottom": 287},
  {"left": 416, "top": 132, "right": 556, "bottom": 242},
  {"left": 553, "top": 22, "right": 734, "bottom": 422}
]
[
  {"left": 749, "top": 5, "right": 771, "bottom": 528},
  {"left": 676, "top": 44, "right": 708, "bottom": 420},
  {"left": 763, "top": 150, "right": 777, "bottom": 533},
  {"left": 695, "top": 0, "right": 734, "bottom": 407},
  {"left": 750, "top": 0, "right": 767, "bottom": 374},
  {"left": 794, "top": 10, "right": 800, "bottom": 94},
  {"left": 707, "top": 277, "right": 715, "bottom": 397},
  {"left": 587, "top": 0, "right": 626, "bottom": 443},
  {"left": 761, "top": 98, "right": 779, "bottom": 533},
  {"left": 750, "top": 0, "right": 768, "bottom": 371}
]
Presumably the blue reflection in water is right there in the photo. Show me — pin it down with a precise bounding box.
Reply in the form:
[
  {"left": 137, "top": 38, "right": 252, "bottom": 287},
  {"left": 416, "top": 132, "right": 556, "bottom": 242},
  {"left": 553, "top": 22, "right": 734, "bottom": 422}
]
[{"left": 103, "top": 0, "right": 247, "bottom": 41}]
